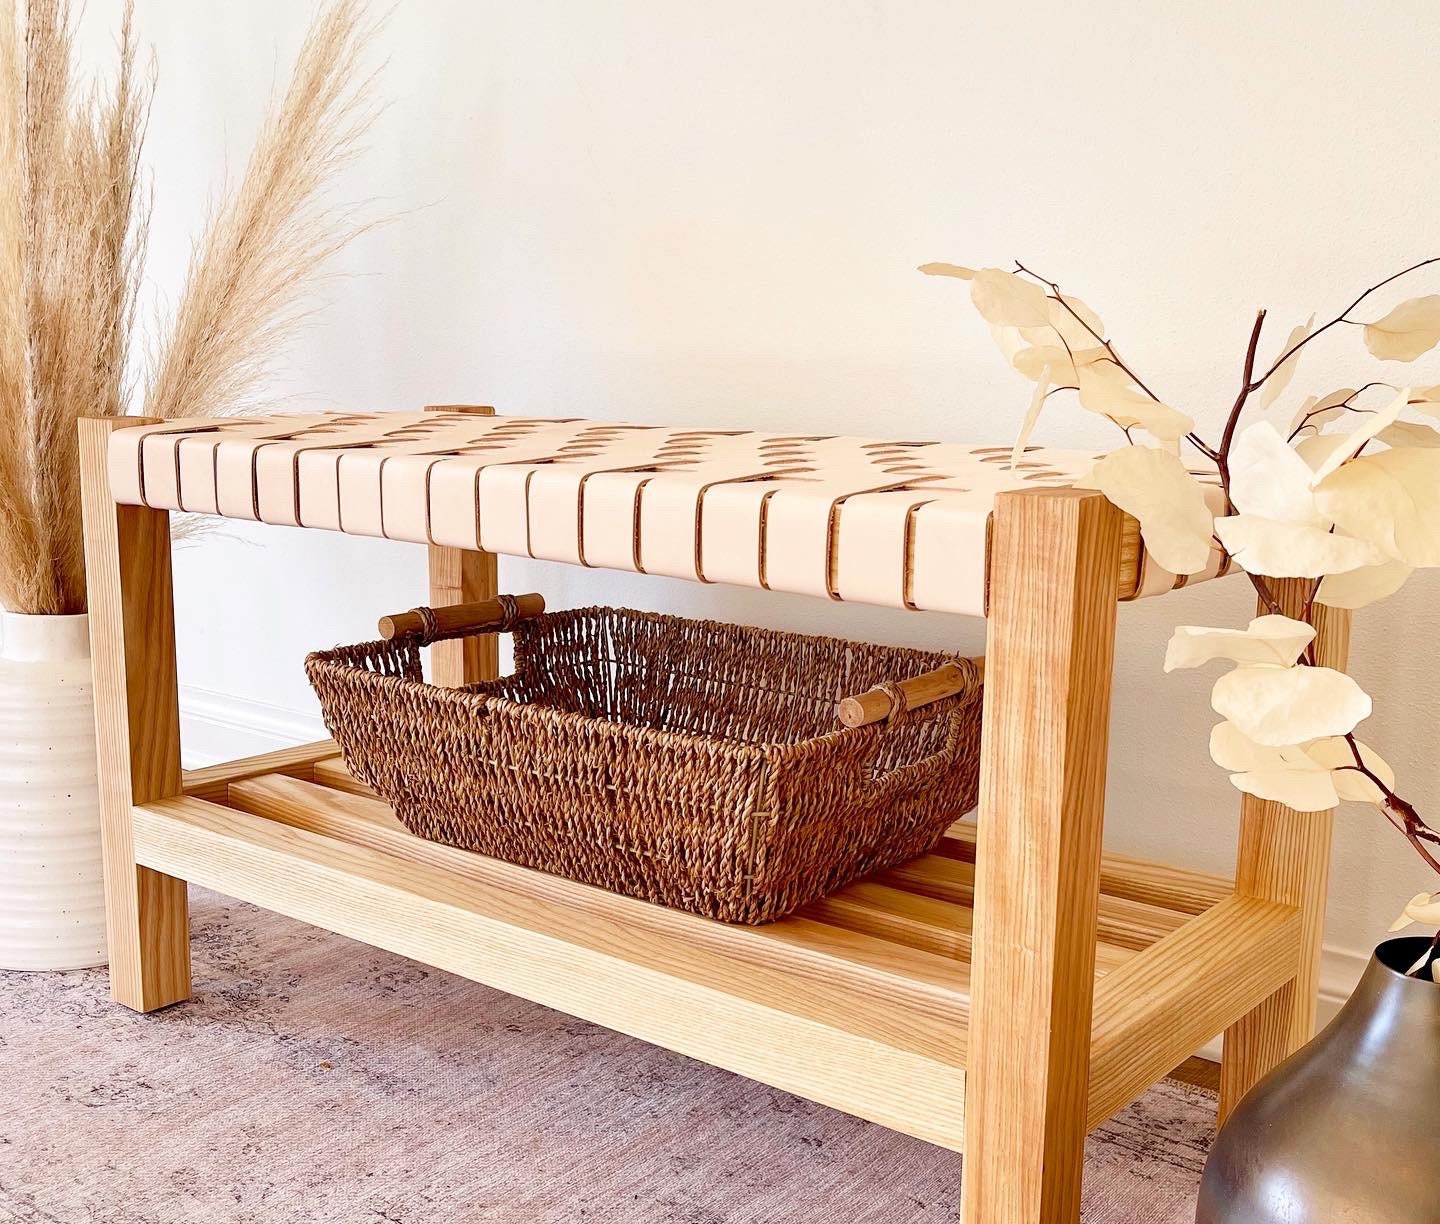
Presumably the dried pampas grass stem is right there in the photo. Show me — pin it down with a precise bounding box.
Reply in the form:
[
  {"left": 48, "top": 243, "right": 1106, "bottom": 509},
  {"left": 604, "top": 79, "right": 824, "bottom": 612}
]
[
  {"left": 0, "top": 0, "right": 374, "bottom": 615},
  {"left": 145, "top": 0, "right": 374, "bottom": 425}
]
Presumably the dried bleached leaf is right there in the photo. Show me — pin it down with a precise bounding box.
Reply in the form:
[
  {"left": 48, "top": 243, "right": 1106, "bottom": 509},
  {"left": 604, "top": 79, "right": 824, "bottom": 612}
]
[
  {"left": 1209, "top": 723, "right": 1339, "bottom": 809},
  {"left": 918, "top": 262, "right": 976, "bottom": 280},
  {"left": 1258, "top": 316, "right": 1314, "bottom": 410},
  {"left": 989, "top": 322, "right": 1026, "bottom": 365},
  {"left": 1315, "top": 447, "right": 1440, "bottom": 567},
  {"left": 1051, "top": 291, "right": 1103, "bottom": 337},
  {"left": 969, "top": 268, "right": 1051, "bottom": 328},
  {"left": 1305, "top": 737, "right": 1395, "bottom": 803},
  {"left": 1010, "top": 342, "right": 1107, "bottom": 382},
  {"left": 1316, "top": 558, "right": 1413, "bottom": 609},
  {"left": 1087, "top": 446, "right": 1214, "bottom": 574},
  {"left": 1213, "top": 513, "right": 1383, "bottom": 578},
  {"left": 1408, "top": 383, "right": 1440, "bottom": 412},
  {"left": 990, "top": 325, "right": 1087, "bottom": 383},
  {"left": 1295, "top": 431, "right": 1358, "bottom": 472},
  {"left": 993, "top": 293, "right": 1112, "bottom": 381},
  {"left": 1364, "top": 295, "right": 1440, "bottom": 362},
  {"left": 1308, "top": 388, "right": 1409, "bottom": 483},
  {"left": 1210, "top": 724, "right": 1392, "bottom": 811},
  {"left": 1076, "top": 361, "right": 1193, "bottom": 441},
  {"left": 1289, "top": 388, "right": 1357, "bottom": 437},
  {"left": 1011, "top": 365, "right": 1052, "bottom": 469},
  {"left": 974, "top": 284, "right": 1114, "bottom": 387},
  {"left": 1023, "top": 293, "right": 1105, "bottom": 352},
  {"left": 1228, "top": 763, "right": 1342, "bottom": 812},
  {"left": 1209, "top": 720, "right": 1292, "bottom": 772},
  {"left": 1377, "top": 420, "right": 1440, "bottom": 449},
  {"left": 1390, "top": 891, "right": 1440, "bottom": 933},
  {"left": 1228, "top": 421, "right": 1323, "bottom": 522},
  {"left": 1166, "top": 615, "right": 1315, "bottom": 672},
  {"left": 1210, "top": 663, "right": 1372, "bottom": 746}
]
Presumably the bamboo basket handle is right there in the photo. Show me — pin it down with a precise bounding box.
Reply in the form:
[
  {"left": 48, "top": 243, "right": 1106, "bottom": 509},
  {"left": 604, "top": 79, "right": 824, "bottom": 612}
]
[
  {"left": 379, "top": 593, "right": 546, "bottom": 645},
  {"left": 836, "top": 658, "right": 984, "bottom": 729}
]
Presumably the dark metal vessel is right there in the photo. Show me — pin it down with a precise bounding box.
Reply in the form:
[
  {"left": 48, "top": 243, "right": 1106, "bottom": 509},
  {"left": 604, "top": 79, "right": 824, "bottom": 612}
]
[{"left": 1197, "top": 936, "right": 1440, "bottom": 1222}]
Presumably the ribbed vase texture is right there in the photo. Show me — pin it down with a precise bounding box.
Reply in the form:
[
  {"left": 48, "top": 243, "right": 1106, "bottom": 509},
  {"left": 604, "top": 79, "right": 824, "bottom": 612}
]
[{"left": 0, "top": 612, "right": 107, "bottom": 971}]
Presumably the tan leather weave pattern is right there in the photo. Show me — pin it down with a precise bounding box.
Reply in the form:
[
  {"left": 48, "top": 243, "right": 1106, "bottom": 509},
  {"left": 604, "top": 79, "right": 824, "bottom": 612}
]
[{"left": 107, "top": 411, "right": 1228, "bottom": 616}]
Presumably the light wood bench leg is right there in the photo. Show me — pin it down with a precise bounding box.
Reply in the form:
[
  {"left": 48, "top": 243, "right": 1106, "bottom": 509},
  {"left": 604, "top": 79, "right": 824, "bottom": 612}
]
[
  {"left": 424, "top": 405, "right": 500, "bottom": 688},
  {"left": 427, "top": 545, "right": 499, "bottom": 686},
  {"left": 961, "top": 489, "right": 1123, "bottom": 1224},
  {"left": 1218, "top": 585, "right": 1350, "bottom": 1122},
  {"left": 79, "top": 417, "right": 190, "bottom": 1012}
]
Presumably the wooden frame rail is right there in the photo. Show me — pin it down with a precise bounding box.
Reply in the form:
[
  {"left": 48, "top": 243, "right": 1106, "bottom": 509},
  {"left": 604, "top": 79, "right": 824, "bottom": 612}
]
[
  {"left": 80, "top": 412, "right": 1335, "bottom": 1224},
  {"left": 153, "top": 751, "right": 1295, "bottom": 1151}
]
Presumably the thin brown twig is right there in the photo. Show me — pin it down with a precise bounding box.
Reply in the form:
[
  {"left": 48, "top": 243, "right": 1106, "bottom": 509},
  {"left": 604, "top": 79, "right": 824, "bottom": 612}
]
[
  {"left": 1285, "top": 381, "right": 1395, "bottom": 442},
  {"left": 1013, "top": 260, "right": 1162, "bottom": 397},
  {"left": 1012, "top": 260, "right": 1219, "bottom": 460},
  {"left": 1252, "top": 256, "right": 1440, "bottom": 388},
  {"left": 1342, "top": 735, "right": 1440, "bottom": 881},
  {"left": 1216, "top": 309, "right": 1267, "bottom": 492}
]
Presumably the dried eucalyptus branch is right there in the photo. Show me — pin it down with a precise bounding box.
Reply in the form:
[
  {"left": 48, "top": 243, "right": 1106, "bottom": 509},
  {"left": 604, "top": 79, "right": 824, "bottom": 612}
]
[
  {"left": 923, "top": 254, "right": 1440, "bottom": 978},
  {"left": 1251, "top": 256, "right": 1440, "bottom": 387}
]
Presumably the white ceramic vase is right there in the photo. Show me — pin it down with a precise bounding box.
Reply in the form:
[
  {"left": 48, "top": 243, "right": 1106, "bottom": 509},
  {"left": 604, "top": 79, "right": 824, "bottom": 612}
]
[{"left": 0, "top": 611, "right": 107, "bottom": 970}]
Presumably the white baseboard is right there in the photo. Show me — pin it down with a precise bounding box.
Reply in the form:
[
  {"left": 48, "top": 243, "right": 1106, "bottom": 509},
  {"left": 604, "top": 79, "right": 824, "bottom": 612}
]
[
  {"left": 176, "top": 687, "right": 1369, "bottom": 1058},
  {"left": 179, "top": 685, "right": 327, "bottom": 770}
]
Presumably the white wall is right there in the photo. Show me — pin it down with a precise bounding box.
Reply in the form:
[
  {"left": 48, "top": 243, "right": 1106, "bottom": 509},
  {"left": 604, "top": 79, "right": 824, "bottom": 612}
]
[{"left": 79, "top": 0, "right": 1440, "bottom": 1017}]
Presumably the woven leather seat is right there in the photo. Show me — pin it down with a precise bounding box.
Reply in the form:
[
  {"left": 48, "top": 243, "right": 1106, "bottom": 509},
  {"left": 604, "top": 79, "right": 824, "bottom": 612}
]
[{"left": 107, "top": 410, "right": 1229, "bottom": 616}]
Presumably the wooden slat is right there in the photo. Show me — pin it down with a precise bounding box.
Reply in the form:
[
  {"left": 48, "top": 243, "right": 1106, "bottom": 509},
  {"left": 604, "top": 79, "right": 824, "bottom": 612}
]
[
  {"left": 803, "top": 882, "right": 1132, "bottom": 976},
  {"left": 940, "top": 821, "right": 1233, "bottom": 917},
  {"left": 962, "top": 488, "right": 1122, "bottom": 1224},
  {"left": 224, "top": 775, "right": 971, "bottom": 1065},
  {"left": 301, "top": 776, "right": 1186, "bottom": 955},
  {"left": 183, "top": 739, "right": 338, "bottom": 803},
  {"left": 289, "top": 764, "right": 1135, "bottom": 975},
  {"left": 804, "top": 883, "right": 972, "bottom": 958},
  {"left": 79, "top": 417, "right": 191, "bottom": 1012},
  {"left": 133, "top": 793, "right": 967, "bottom": 1149},
  {"left": 1220, "top": 585, "right": 1351, "bottom": 1121},
  {"left": 426, "top": 405, "right": 499, "bottom": 687},
  {"left": 309, "top": 757, "right": 1208, "bottom": 958},
  {"left": 311, "top": 756, "right": 376, "bottom": 798},
  {"left": 1088, "top": 896, "right": 1300, "bottom": 1129},
  {"left": 879, "top": 854, "right": 1185, "bottom": 952}
]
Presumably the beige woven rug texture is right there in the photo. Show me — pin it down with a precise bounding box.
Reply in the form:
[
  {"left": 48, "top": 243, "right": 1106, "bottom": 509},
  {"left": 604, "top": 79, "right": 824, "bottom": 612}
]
[{"left": 0, "top": 887, "right": 1213, "bottom": 1223}]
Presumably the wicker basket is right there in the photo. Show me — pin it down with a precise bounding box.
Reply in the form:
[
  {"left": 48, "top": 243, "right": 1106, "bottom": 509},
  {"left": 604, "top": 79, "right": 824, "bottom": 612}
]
[{"left": 305, "top": 599, "right": 983, "bottom": 924}]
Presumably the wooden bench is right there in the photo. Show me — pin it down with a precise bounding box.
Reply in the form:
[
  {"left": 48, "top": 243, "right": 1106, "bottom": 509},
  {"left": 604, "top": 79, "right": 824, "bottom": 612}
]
[{"left": 79, "top": 405, "right": 1340, "bottom": 1223}]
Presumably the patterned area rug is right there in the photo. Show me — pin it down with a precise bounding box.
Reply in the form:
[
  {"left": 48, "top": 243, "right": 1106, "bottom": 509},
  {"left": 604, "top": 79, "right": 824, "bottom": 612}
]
[{"left": 0, "top": 888, "right": 1213, "bottom": 1223}]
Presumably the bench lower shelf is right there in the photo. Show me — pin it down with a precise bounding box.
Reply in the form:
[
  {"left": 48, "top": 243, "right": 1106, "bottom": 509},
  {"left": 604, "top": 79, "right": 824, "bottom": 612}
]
[{"left": 151, "top": 741, "right": 1300, "bottom": 1152}]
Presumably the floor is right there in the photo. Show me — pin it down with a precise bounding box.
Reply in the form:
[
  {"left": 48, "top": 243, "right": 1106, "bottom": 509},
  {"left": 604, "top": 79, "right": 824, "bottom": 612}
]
[{"left": 0, "top": 888, "right": 1215, "bottom": 1223}]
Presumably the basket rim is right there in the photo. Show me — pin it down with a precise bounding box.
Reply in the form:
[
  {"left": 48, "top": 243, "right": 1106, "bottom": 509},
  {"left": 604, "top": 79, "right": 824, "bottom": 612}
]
[
  {"left": 306, "top": 602, "right": 982, "bottom": 761},
  {"left": 305, "top": 630, "right": 979, "bottom": 760},
  {"left": 306, "top": 644, "right": 893, "bottom": 761},
  {"left": 522, "top": 603, "right": 966, "bottom": 665}
]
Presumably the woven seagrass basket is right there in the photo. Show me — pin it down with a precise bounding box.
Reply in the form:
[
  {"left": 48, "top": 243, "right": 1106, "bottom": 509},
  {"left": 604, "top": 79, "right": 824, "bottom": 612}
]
[{"left": 305, "top": 598, "right": 983, "bottom": 924}]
